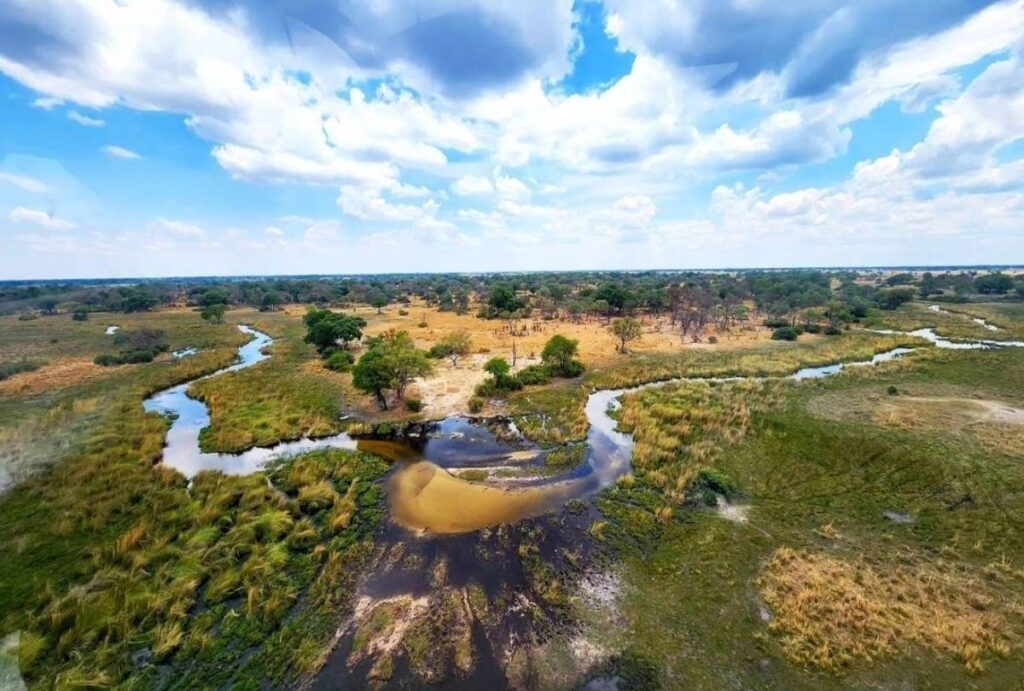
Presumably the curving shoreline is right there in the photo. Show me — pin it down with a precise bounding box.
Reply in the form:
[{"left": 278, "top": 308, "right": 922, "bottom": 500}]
[{"left": 143, "top": 324, "right": 1024, "bottom": 533}]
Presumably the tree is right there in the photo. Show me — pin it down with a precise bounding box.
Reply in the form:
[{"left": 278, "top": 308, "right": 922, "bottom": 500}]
[
  {"left": 610, "top": 317, "right": 642, "bottom": 353},
  {"left": 431, "top": 330, "right": 473, "bottom": 366},
  {"left": 71, "top": 308, "right": 89, "bottom": 321},
  {"left": 201, "top": 303, "right": 226, "bottom": 323},
  {"left": 38, "top": 297, "right": 59, "bottom": 315},
  {"left": 975, "top": 273, "right": 1014, "bottom": 295},
  {"left": 541, "top": 334, "right": 583, "bottom": 376},
  {"left": 303, "top": 308, "right": 366, "bottom": 353},
  {"left": 483, "top": 357, "right": 511, "bottom": 385},
  {"left": 122, "top": 286, "right": 159, "bottom": 313},
  {"left": 199, "top": 289, "right": 230, "bottom": 308},
  {"left": 486, "top": 282, "right": 526, "bottom": 314},
  {"left": 352, "top": 348, "right": 395, "bottom": 410},
  {"left": 877, "top": 287, "right": 916, "bottom": 310},
  {"left": 368, "top": 290, "right": 389, "bottom": 314},
  {"left": 380, "top": 331, "right": 432, "bottom": 399}
]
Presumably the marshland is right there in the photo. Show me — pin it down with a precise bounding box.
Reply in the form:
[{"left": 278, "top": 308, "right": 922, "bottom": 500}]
[{"left": 2, "top": 269, "right": 1024, "bottom": 689}]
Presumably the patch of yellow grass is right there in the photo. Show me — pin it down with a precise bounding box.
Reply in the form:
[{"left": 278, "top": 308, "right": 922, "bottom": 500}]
[{"left": 758, "top": 546, "right": 1017, "bottom": 672}]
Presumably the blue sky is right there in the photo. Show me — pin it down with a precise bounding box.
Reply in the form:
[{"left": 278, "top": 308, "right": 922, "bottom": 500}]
[{"left": 0, "top": 0, "right": 1022, "bottom": 278}]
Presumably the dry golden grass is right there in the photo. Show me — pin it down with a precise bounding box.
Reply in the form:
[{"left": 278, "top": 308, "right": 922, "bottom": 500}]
[
  {"left": 0, "top": 357, "right": 113, "bottom": 397},
  {"left": 310, "top": 300, "right": 775, "bottom": 371},
  {"left": 759, "top": 546, "right": 1018, "bottom": 672}
]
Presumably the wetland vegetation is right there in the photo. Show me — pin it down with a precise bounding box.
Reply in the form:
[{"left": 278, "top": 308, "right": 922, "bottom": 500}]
[{"left": 2, "top": 268, "right": 1024, "bottom": 689}]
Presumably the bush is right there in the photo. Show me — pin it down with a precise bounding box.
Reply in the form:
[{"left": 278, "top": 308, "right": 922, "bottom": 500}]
[
  {"left": 398, "top": 309, "right": 409, "bottom": 316},
  {"left": 0, "top": 360, "right": 42, "bottom": 381},
  {"left": 707, "top": 336, "right": 718, "bottom": 344},
  {"left": 405, "top": 399, "right": 423, "bottom": 412},
  {"left": 696, "top": 468, "right": 738, "bottom": 503},
  {"left": 468, "top": 398, "right": 484, "bottom": 414},
  {"left": 887, "top": 385, "right": 899, "bottom": 396},
  {"left": 324, "top": 349, "right": 354, "bottom": 372},
  {"left": 514, "top": 364, "right": 551, "bottom": 386},
  {"left": 763, "top": 317, "right": 789, "bottom": 328},
  {"left": 771, "top": 326, "right": 801, "bottom": 341},
  {"left": 802, "top": 323, "right": 823, "bottom": 334},
  {"left": 71, "top": 309, "right": 89, "bottom": 321},
  {"left": 824, "top": 326, "right": 842, "bottom": 336}
]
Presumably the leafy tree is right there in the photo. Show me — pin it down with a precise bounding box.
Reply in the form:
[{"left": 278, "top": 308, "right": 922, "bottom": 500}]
[
  {"left": 595, "top": 283, "right": 631, "bottom": 314},
  {"left": 352, "top": 348, "right": 395, "bottom": 410},
  {"left": 541, "top": 334, "right": 584, "bottom": 377},
  {"left": 483, "top": 357, "right": 512, "bottom": 387},
  {"left": 610, "top": 317, "right": 642, "bottom": 353},
  {"left": 486, "top": 282, "right": 526, "bottom": 315},
  {"left": 430, "top": 330, "right": 473, "bottom": 366},
  {"left": 303, "top": 308, "right": 366, "bottom": 353},
  {"left": 201, "top": 303, "right": 226, "bottom": 323},
  {"left": 38, "top": 297, "right": 59, "bottom": 315},
  {"left": 199, "top": 289, "right": 230, "bottom": 308},
  {"left": 71, "top": 308, "right": 89, "bottom": 321},
  {"left": 974, "top": 273, "right": 1014, "bottom": 295},
  {"left": 379, "top": 330, "right": 432, "bottom": 399},
  {"left": 877, "top": 287, "right": 916, "bottom": 310},
  {"left": 368, "top": 290, "right": 389, "bottom": 314},
  {"left": 122, "top": 286, "right": 159, "bottom": 313}
]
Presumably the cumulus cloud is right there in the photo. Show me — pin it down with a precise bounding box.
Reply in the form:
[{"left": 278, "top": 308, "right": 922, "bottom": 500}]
[
  {"left": 104, "top": 145, "right": 141, "bottom": 160},
  {"left": 451, "top": 174, "right": 494, "bottom": 196},
  {"left": 9, "top": 206, "right": 76, "bottom": 229},
  {"left": 156, "top": 218, "right": 207, "bottom": 239},
  {"left": 603, "top": 0, "right": 1001, "bottom": 96}
]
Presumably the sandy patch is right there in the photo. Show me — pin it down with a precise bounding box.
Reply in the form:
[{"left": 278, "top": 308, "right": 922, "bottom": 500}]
[{"left": 387, "top": 461, "right": 577, "bottom": 534}]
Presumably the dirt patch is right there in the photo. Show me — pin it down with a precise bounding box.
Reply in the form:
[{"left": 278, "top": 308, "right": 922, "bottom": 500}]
[{"left": 0, "top": 357, "right": 114, "bottom": 396}]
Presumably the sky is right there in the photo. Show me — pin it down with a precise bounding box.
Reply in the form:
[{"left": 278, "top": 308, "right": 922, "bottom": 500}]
[{"left": 0, "top": 0, "right": 1022, "bottom": 279}]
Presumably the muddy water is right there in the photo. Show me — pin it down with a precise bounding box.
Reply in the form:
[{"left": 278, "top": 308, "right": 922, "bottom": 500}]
[{"left": 143, "top": 325, "right": 1024, "bottom": 535}]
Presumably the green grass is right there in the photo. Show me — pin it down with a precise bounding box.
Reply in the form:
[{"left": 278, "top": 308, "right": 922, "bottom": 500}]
[
  {"left": 190, "top": 310, "right": 352, "bottom": 452},
  {"left": 586, "top": 345, "right": 1024, "bottom": 689}
]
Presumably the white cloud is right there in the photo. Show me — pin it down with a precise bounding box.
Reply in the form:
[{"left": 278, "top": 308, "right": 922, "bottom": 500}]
[
  {"left": 9, "top": 206, "right": 76, "bottom": 229},
  {"left": 67, "top": 110, "right": 105, "bottom": 127},
  {"left": 264, "top": 226, "right": 284, "bottom": 236},
  {"left": 0, "top": 171, "right": 48, "bottom": 193},
  {"left": 31, "top": 96, "right": 63, "bottom": 110},
  {"left": 451, "top": 174, "right": 494, "bottom": 196},
  {"left": 104, "top": 145, "right": 141, "bottom": 160},
  {"left": 156, "top": 218, "right": 207, "bottom": 239}
]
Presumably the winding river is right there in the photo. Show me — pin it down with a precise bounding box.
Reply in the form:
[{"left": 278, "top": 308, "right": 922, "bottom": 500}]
[{"left": 143, "top": 323, "right": 1024, "bottom": 534}]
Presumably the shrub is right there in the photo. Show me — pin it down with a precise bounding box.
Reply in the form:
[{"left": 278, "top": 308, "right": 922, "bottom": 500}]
[
  {"left": 771, "top": 326, "right": 801, "bottom": 341},
  {"left": 824, "top": 326, "right": 842, "bottom": 336},
  {"left": 0, "top": 360, "right": 42, "bottom": 381},
  {"left": 763, "top": 317, "right": 789, "bottom": 328},
  {"left": 802, "top": 323, "right": 823, "bottom": 334},
  {"left": 707, "top": 336, "right": 718, "bottom": 344},
  {"left": 887, "top": 385, "right": 899, "bottom": 396},
  {"left": 71, "top": 309, "right": 89, "bottom": 321},
  {"left": 398, "top": 309, "right": 409, "bottom": 316},
  {"left": 324, "top": 349, "right": 354, "bottom": 372},
  {"left": 405, "top": 399, "right": 422, "bottom": 412},
  {"left": 514, "top": 364, "right": 552, "bottom": 386},
  {"left": 468, "top": 398, "right": 484, "bottom": 414},
  {"left": 696, "top": 468, "right": 738, "bottom": 503}
]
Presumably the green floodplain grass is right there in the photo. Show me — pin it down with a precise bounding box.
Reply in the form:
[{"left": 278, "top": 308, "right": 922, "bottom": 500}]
[
  {"left": 587, "top": 344, "right": 1024, "bottom": 689},
  {"left": 3, "top": 302, "right": 1024, "bottom": 688}
]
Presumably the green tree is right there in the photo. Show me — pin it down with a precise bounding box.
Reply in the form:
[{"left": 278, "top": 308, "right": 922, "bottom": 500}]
[
  {"left": 541, "top": 334, "right": 579, "bottom": 373},
  {"left": 303, "top": 308, "right": 366, "bottom": 353},
  {"left": 430, "top": 330, "right": 473, "bottom": 366},
  {"left": 483, "top": 357, "right": 511, "bottom": 385},
  {"left": 877, "top": 287, "right": 916, "bottom": 310},
  {"left": 380, "top": 331, "right": 432, "bottom": 399},
  {"left": 199, "top": 289, "right": 230, "bottom": 308},
  {"left": 71, "top": 308, "right": 89, "bottom": 321},
  {"left": 201, "top": 303, "right": 227, "bottom": 323},
  {"left": 975, "top": 273, "right": 1014, "bottom": 295},
  {"left": 610, "top": 317, "right": 642, "bottom": 353},
  {"left": 352, "top": 348, "right": 395, "bottom": 410}
]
